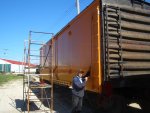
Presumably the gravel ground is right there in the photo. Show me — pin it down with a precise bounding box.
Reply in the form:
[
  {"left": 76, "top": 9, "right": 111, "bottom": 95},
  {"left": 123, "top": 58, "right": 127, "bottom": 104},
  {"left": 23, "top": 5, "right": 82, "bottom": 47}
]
[
  {"left": 0, "top": 79, "right": 23, "bottom": 113},
  {"left": 1, "top": 79, "right": 150, "bottom": 113},
  {"left": 0, "top": 79, "right": 93, "bottom": 113},
  {"left": 0, "top": 79, "right": 56, "bottom": 113},
  {"left": 53, "top": 85, "right": 94, "bottom": 113}
]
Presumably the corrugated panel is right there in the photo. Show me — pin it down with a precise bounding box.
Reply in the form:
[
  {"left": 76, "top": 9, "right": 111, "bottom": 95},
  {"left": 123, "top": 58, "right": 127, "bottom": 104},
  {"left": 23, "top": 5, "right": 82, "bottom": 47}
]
[{"left": 103, "top": 2, "right": 150, "bottom": 79}]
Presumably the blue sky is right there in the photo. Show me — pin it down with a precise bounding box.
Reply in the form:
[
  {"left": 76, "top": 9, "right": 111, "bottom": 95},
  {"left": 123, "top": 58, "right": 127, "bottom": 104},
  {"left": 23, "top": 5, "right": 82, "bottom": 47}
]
[
  {"left": 0, "top": 0, "right": 93, "bottom": 62},
  {"left": 0, "top": 0, "right": 150, "bottom": 62}
]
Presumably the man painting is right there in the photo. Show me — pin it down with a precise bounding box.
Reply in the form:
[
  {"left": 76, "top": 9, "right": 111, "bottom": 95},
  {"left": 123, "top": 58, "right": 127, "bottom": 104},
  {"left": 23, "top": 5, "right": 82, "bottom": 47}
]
[{"left": 71, "top": 70, "right": 89, "bottom": 113}]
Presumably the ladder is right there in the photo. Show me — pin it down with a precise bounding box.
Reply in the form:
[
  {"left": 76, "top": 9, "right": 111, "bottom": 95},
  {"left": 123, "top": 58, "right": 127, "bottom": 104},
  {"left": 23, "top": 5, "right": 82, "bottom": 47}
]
[
  {"left": 104, "top": 5, "right": 123, "bottom": 79},
  {"left": 23, "top": 31, "right": 54, "bottom": 113}
]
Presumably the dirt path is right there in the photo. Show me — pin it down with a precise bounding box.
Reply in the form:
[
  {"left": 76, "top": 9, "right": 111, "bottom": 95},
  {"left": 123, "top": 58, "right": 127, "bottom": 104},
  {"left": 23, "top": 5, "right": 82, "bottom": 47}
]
[
  {"left": 0, "top": 78, "right": 90, "bottom": 113},
  {"left": 0, "top": 79, "right": 23, "bottom": 113},
  {"left": 2, "top": 79, "right": 150, "bottom": 113}
]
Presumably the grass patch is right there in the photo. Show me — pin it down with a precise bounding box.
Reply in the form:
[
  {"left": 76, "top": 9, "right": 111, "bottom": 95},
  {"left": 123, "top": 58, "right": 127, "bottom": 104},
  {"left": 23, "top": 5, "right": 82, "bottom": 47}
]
[{"left": 0, "top": 74, "right": 23, "bottom": 85}]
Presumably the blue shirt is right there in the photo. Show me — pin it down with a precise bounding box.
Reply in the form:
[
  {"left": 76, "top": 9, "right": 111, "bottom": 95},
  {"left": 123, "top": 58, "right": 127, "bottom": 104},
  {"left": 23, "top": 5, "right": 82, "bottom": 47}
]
[{"left": 72, "top": 75, "right": 86, "bottom": 97}]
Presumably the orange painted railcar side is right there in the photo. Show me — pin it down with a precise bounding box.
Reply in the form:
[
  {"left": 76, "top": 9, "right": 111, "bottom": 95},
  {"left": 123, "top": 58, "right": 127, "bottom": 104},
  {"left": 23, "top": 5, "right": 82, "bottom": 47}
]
[{"left": 40, "top": 0, "right": 102, "bottom": 93}]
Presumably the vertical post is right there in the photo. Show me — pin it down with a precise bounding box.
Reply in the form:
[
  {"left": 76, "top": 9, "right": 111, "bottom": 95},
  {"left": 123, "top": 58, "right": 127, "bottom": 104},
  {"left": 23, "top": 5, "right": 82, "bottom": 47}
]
[
  {"left": 51, "top": 38, "right": 54, "bottom": 113},
  {"left": 96, "top": 3, "right": 102, "bottom": 92},
  {"left": 105, "top": 5, "right": 110, "bottom": 80},
  {"left": 41, "top": 44, "right": 44, "bottom": 103},
  {"left": 76, "top": 0, "right": 80, "bottom": 14},
  {"left": 27, "top": 31, "right": 31, "bottom": 113},
  {"left": 23, "top": 40, "right": 26, "bottom": 102},
  {"left": 28, "top": 31, "right": 31, "bottom": 80}
]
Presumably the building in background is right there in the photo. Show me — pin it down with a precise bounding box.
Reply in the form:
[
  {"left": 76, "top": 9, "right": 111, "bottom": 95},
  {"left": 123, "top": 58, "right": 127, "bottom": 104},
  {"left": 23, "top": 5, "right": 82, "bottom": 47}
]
[{"left": 0, "top": 58, "right": 36, "bottom": 74}]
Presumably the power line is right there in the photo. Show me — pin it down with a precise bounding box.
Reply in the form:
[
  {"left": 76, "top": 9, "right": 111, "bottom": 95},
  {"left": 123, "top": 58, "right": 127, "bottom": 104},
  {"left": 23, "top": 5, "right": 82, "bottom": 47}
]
[
  {"left": 50, "top": 0, "right": 94, "bottom": 34},
  {"left": 50, "top": 2, "right": 76, "bottom": 33},
  {"left": 0, "top": 49, "right": 8, "bottom": 55}
]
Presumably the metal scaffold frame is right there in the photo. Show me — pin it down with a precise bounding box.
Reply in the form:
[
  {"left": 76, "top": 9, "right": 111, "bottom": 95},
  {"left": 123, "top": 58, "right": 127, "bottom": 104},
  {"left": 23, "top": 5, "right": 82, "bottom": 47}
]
[{"left": 23, "top": 31, "right": 54, "bottom": 113}]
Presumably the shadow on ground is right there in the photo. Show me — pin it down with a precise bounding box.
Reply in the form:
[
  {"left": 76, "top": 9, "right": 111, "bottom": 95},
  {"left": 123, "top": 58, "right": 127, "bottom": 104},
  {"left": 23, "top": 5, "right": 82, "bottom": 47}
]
[{"left": 13, "top": 85, "right": 150, "bottom": 113}]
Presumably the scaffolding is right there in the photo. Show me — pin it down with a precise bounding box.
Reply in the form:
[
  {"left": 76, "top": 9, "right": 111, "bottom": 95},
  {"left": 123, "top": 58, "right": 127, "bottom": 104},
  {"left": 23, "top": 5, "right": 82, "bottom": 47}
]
[{"left": 23, "top": 31, "right": 54, "bottom": 113}]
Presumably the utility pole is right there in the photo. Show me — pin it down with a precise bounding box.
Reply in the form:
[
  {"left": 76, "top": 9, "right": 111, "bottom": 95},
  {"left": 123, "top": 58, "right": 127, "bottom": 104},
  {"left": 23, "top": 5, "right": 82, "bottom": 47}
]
[{"left": 76, "top": 0, "right": 80, "bottom": 14}]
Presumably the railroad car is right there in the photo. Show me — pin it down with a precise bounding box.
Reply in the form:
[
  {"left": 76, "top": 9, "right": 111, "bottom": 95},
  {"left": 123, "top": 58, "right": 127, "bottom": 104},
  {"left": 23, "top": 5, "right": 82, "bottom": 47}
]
[{"left": 40, "top": 0, "right": 150, "bottom": 96}]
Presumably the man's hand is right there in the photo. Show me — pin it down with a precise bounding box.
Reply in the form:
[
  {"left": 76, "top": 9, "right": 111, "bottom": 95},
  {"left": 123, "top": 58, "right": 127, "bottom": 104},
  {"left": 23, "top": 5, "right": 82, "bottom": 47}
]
[{"left": 85, "top": 77, "right": 88, "bottom": 82}]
